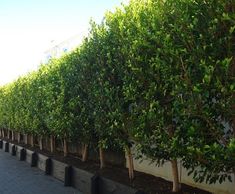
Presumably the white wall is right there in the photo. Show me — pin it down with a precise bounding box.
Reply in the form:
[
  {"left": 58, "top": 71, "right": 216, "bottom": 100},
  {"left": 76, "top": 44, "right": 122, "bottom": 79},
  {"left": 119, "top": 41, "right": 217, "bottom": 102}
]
[{"left": 131, "top": 157, "right": 234, "bottom": 194}]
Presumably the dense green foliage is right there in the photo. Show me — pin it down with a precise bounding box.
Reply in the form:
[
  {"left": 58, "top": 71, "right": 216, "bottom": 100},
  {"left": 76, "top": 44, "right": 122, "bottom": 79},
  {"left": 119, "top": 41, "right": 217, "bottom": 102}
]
[{"left": 0, "top": 0, "right": 234, "bottom": 186}]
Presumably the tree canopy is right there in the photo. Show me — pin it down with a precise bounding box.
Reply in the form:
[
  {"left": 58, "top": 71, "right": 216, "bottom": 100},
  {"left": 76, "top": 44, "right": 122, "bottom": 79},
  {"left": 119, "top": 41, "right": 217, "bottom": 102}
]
[{"left": 0, "top": 0, "right": 234, "bottom": 191}]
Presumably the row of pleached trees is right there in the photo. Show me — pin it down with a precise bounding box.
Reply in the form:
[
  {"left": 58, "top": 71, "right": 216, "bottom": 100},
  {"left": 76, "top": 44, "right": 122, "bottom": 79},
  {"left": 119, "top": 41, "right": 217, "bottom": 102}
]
[{"left": 0, "top": 0, "right": 234, "bottom": 192}]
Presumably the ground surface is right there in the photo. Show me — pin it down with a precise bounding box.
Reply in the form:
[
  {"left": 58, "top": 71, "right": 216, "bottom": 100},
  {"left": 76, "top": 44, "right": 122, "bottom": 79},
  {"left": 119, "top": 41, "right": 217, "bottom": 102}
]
[{"left": 0, "top": 149, "right": 81, "bottom": 194}]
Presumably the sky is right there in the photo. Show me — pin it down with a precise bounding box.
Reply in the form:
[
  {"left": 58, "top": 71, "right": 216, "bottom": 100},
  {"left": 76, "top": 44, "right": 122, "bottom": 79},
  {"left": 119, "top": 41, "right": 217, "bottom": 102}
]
[{"left": 0, "top": 0, "right": 125, "bottom": 86}]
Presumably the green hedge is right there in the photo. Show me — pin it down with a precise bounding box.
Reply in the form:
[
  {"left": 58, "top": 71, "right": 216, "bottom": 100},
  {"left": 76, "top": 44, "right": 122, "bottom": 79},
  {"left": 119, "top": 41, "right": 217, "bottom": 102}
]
[{"left": 0, "top": 0, "right": 234, "bottom": 191}]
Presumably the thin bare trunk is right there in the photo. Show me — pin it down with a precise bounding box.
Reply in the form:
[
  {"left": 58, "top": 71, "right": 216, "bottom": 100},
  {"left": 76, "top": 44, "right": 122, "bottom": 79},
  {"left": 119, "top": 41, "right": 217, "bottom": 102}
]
[
  {"left": 2, "top": 130, "right": 5, "bottom": 138},
  {"left": 82, "top": 144, "right": 88, "bottom": 162},
  {"left": 39, "top": 136, "right": 43, "bottom": 150},
  {"left": 50, "top": 135, "right": 55, "bottom": 153},
  {"left": 11, "top": 131, "right": 15, "bottom": 141},
  {"left": 99, "top": 147, "right": 105, "bottom": 169},
  {"left": 167, "top": 125, "right": 181, "bottom": 192},
  {"left": 25, "top": 134, "right": 28, "bottom": 144},
  {"left": 0, "top": 129, "right": 2, "bottom": 137},
  {"left": 63, "top": 138, "right": 68, "bottom": 157},
  {"left": 7, "top": 130, "right": 10, "bottom": 139},
  {"left": 126, "top": 147, "right": 134, "bottom": 180},
  {"left": 17, "top": 133, "right": 20, "bottom": 143},
  {"left": 30, "top": 135, "right": 34, "bottom": 147},
  {"left": 171, "top": 159, "right": 180, "bottom": 192}
]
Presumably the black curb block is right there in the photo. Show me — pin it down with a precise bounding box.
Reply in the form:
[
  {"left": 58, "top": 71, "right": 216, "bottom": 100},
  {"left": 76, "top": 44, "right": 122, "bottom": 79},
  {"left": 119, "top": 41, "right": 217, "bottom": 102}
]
[
  {"left": 11, "top": 145, "right": 16, "bottom": 156},
  {"left": 19, "top": 148, "right": 26, "bottom": 161},
  {"left": 91, "top": 174, "right": 100, "bottom": 194},
  {"left": 31, "top": 152, "right": 38, "bottom": 167},
  {"left": 64, "top": 166, "right": 73, "bottom": 187},
  {"left": 45, "top": 158, "right": 52, "bottom": 175},
  {"left": 4, "top": 142, "right": 9, "bottom": 152},
  {"left": 0, "top": 140, "right": 3, "bottom": 149}
]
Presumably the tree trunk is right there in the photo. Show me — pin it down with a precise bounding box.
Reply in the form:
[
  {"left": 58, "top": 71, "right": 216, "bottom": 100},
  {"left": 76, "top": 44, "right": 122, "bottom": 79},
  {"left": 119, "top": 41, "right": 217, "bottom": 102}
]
[
  {"left": 99, "top": 147, "right": 105, "bottom": 169},
  {"left": 82, "top": 144, "right": 88, "bottom": 162},
  {"left": 126, "top": 147, "right": 134, "bottom": 180},
  {"left": 171, "top": 159, "right": 180, "bottom": 192},
  {"left": 39, "top": 136, "right": 43, "bottom": 150},
  {"left": 11, "top": 131, "right": 15, "bottom": 141},
  {"left": 7, "top": 130, "right": 10, "bottom": 139},
  {"left": 0, "top": 129, "right": 2, "bottom": 137},
  {"left": 17, "top": 133, "right": 20, "bottom": 143},
  {"left": 30, "top": 135, "right": 34, "bottom": 147},
  {"left": 50, "top": 135, "right": 55, "bottom": 153},
  {"left": 63, "top": 138, "right": 68, "bottom": 157},
  {"left": 25, "top": 134, "right": 28, "bottom": 144}
]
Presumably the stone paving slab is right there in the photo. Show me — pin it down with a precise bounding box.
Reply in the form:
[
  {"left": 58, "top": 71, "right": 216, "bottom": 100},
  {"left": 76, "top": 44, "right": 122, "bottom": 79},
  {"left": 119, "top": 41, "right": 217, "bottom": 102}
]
[{"left": 0, "top": 149, "right": 82, "bottom": 194}]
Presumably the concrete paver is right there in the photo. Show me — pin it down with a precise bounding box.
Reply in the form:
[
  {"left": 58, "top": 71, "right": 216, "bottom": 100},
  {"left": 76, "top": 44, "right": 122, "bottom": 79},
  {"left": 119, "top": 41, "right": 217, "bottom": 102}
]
[{"left": 0, "top": 149, "right": 82, "bottom": 194}]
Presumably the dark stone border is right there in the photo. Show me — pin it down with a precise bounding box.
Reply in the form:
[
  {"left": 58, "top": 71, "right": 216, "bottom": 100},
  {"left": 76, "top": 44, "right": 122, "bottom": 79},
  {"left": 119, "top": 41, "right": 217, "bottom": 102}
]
[
  {"left": 72, "top": 167, "right": 94, "bottom": 194},
  {"left": 51, "top": 159, "right": 67, "bottom": 182},
  {"left": 91, "top": 174, "right": 99, "bottom": 194},
  {"left": 26, "top": 149, "right": 34, "bottom": 164},
  {"left": 4, "top": 142, "right": 9, "bottom": 152},
  {"left": 0, "top": 140, "right": 3, "bottom": 149},
  {"left": 0, "top": 139, "right": 140, "bottom": 194},
  {"left": 3, "top": 141, "right": 9, "bottom": 152},
  {"left": 45, "top": 158, "right": 52, "bottom": 175},
  {"left": 99, "top": 176, "right": 137, "bottom": 194},
  {"left": 16, "top": 145, "right": 23, "bottom": 160},
  {"left": 20, "top": 148, "right": 26, "bottom": 161},
  {"left": 64, "top": 166, "right": 72, "bottom": 186},
  {"left": 31, "top": 152, "right": 38, "bottom": 167},
  {"left": 11, "top": 145, "right": 16, "bottom": 156},
  {"left": 9, "top": 143, "right": 14, "bottom": 154},
  {"left": 37, "top": 153, "right": 49, "bottom": 173}
]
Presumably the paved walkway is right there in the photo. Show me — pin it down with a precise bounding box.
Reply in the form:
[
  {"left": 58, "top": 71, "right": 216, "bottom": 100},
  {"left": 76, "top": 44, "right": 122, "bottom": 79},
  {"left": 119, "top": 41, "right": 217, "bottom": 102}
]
[{"left": 0, "top": 149, "right": 81, "bottom": 194}]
